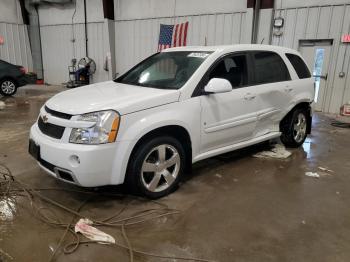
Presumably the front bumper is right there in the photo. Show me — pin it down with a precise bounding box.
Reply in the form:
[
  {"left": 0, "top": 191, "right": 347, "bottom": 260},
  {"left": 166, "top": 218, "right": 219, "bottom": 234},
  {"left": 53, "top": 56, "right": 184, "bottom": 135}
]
[{"left": 29, "top": 123, "right": 131, "bottom": 187}]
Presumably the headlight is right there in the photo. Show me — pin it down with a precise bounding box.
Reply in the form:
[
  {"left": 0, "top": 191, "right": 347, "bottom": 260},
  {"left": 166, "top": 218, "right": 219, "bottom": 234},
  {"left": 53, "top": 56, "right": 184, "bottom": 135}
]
[{"left": 69, "top": 110, "right": 120, "bottom": 144}]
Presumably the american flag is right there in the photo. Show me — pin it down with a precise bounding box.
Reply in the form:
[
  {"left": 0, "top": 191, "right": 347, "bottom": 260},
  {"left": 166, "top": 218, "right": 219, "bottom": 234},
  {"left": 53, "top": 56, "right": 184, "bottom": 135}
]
[{"left": 158, "top": 22, "right": 189, "bottom": 51}]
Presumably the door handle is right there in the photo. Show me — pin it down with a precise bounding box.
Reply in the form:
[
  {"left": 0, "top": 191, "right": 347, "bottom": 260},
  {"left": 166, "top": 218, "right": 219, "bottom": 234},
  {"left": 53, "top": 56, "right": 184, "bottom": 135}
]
[
  {"left": 284, "top": 87, "right": 293, "bottom": 93},
  {"left": 313, "top": 74, "right": 327, "bottom": 80},
  {"left": 244, "top": 93, "right": 256, "bottom": 100}
]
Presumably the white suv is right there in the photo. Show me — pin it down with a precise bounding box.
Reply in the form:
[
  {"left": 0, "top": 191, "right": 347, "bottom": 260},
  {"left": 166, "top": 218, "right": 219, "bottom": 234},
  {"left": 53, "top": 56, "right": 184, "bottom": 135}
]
[{"left": 29, "top": 45, "right": 314, "bottom": 198}]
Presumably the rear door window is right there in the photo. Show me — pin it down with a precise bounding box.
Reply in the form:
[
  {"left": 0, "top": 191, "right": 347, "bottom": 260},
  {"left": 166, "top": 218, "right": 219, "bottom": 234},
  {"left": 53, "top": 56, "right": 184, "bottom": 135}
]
[
  {"left": 285, "top": 53, "right": 311, "bottom": 79},
  {"left": 252, "top": 51, "right": 291, "bottom": 85}
]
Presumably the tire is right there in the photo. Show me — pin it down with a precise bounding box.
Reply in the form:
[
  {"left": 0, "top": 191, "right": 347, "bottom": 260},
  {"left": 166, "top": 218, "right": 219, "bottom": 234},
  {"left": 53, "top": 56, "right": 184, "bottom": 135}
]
[
  {"left": 126, "top": 136, "right": 186, "bottom": 199},
  {"left": 0, "top": 78, "right": 18, "bottom": 96},
  {"left": 280, "top": 108, "right": 309, "bottom": 148}
]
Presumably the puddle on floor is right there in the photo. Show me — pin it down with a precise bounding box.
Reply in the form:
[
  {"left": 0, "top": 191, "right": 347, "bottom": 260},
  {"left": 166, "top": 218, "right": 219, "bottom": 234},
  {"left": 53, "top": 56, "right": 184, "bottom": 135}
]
[{"left": 302, "top": 137, "right": 312, "bottom": 159}]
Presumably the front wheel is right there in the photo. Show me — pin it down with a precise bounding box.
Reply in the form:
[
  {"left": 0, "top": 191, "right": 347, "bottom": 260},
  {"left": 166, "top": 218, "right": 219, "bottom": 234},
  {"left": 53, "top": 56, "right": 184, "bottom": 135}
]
[
  {"left": 126, "top": 136, "right": 186, "bottom": 198},
  {"left": 280, "top": 108, "right": 309, "bottom": 148},
  {"left": 0, "top": 79, "right": 17, "bottom": 96}
]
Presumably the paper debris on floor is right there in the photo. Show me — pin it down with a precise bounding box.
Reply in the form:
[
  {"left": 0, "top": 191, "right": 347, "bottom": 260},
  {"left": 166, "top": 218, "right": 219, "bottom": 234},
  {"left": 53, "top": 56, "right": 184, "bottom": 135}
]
[
  {"left": 75, "top": 218, "right": 115, "bottom": 244},
  {"left": 215, "top": 173, "right": 222, "bottom": 178},
  {"left": 318, "top": 166, "right": 334, "bottom": 173},
  {"left": 305, "top": 172, "right": 320, "bottom": 178},
  {"left": 253, "top": 144, "right": 292, "bottom": 159},
  {"left": 0, "top": 101, "right": 5, "bottom": 110}
]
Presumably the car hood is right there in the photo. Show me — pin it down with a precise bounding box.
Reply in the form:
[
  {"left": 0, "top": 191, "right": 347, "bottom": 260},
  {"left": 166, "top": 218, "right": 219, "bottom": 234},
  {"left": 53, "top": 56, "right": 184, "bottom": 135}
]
[{"left": 46, "top": 81, "right": 180, "bottom": 115}]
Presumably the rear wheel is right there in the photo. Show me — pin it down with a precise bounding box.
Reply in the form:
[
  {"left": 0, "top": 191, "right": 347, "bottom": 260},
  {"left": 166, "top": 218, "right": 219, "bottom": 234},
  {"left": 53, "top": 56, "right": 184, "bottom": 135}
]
[
  {"left": 126, "top": 136, "right": 186, "bottom": 198},
  {"left": 0, "top": 79, "right": 17, "bottom": 96},
  {"left": 280, "top": 108, "right": 309, "bottom": 148}
]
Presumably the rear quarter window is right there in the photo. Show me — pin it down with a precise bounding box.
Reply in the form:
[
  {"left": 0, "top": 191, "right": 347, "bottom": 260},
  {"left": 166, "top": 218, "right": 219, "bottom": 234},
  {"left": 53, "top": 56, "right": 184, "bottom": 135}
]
[
  {"left": 252, "top": 51, "right": 291, "bottom": 85},
  {"left": 285, "top": 53, "right": 311, "bottom": 79}
]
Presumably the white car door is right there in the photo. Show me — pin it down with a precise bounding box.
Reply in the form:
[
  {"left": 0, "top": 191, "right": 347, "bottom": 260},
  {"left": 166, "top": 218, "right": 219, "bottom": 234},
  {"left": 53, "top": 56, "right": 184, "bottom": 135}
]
[
  {"left": 251, "top": 51, "right": 294, "bottom": 137},
  {"left": 199, "top": 53, "right": 258, "bottom": 152}
]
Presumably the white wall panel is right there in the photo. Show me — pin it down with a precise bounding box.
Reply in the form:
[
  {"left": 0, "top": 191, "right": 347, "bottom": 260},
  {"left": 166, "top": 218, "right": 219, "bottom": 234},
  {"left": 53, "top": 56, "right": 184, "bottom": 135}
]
[
  {"left": 326, "top": 5, "right": 350, "bottom": 113},
  {"left": 175, "top": 0, "right": 247, "bottom": 16},
  {"left": 257, "top": 9, "right": 273, "bottom": 45},
  {"left": 292, "top": 8, "right": 308, "bottom": 49},
  {"left": 0, "top": 23, "right": 33, "bottom": 70},
  {"left": 0, "top": 0, "right": 23, "bottom": 24},
  {"left": 317, "top": 6, "right": 332, "bottom": 39},
  {"left": 305, "top": 7, "right": 319, "bottom": 39},
  {"left": 114, "top": 12, "right": 249, "bottom": 75},
  {"left": 0, "top": 0, "right": 32, "bottom": 70},
  {"left": 38, "top": 0, "right": 104, "bottom": 26},
  {"left": 276, "top": 0, "right": 350, "bottom": 9},
  {"left": 40, "top": 22, "right": 109, "bottom": 85},
  {"left": 272, "top": 4, "right": 350, "bottom": 113},
  {"left": 281, "top": 9, "right": 296, "bottom": 48},
  {"left": 114, "top": 0, "right": 247, "bottom": 20}
]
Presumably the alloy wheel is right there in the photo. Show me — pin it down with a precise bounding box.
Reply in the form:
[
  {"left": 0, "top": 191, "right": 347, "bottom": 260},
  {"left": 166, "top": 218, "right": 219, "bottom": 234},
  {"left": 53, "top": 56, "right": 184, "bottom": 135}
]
[
  {"left": 1, "top": 81, "right": 16, "bottom": 95},
  {"left": 141, "top": 144, "right": 181, "bottom": 192},
  {"left": 293, "top": 113, "right": 307, "bottom": 143}
]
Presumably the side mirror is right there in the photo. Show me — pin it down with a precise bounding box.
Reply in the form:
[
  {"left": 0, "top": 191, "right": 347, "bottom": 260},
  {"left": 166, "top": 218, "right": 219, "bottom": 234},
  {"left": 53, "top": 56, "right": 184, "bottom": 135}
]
[{"left": 204, "top": 78, "right": 233, "bottom": 94}]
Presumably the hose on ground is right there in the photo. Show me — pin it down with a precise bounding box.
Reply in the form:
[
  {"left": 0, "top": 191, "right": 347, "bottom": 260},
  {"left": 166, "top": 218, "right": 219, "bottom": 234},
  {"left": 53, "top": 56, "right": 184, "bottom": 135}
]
[{"left": 0, "top": 164, "right": 214, "bottom": 262}]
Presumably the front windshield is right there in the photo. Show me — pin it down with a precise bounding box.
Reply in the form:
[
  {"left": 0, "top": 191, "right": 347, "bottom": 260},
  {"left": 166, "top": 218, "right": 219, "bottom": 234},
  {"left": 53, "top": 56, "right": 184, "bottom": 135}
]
[{"left": 115, "top": 51, "right": 212, "bottom": 90}]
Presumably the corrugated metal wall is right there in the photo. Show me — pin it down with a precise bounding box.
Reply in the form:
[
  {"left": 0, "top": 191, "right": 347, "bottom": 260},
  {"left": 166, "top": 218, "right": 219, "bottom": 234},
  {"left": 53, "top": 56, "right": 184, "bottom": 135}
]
[
  {"left": 0, "top": 22, "right": 33, "bottom": 70},
  {"left": 272, "top": 4, "right": 350, "bottom": 113},
  {"left": 115, "top": 11, "right": 250, "bottom": 75},
  {"left": 40, "top": 22, "right": 109, "bottom": 85}
]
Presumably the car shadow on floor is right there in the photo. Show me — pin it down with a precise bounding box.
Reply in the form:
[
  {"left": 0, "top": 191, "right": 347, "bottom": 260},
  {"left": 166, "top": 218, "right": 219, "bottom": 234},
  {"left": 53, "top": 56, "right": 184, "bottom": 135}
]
[
  {"left": 184, "top": 140, "right": 274, "bottom": 182},
  {"left": 42, "top": 139, "right": 283, "bottom": 200}
]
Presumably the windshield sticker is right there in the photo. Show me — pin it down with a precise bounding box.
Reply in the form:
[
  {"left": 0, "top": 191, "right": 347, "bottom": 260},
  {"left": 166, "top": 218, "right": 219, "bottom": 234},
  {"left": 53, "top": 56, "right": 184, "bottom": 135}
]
[{"left": 187, "top": 52, "right": 210, "bottom": 58}]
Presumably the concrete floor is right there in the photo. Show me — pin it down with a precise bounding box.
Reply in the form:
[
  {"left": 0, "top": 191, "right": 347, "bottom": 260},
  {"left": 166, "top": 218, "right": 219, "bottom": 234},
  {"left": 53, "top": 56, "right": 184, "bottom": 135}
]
[{"left": 1, "top": 85, "right": 350, "bottom": 262}]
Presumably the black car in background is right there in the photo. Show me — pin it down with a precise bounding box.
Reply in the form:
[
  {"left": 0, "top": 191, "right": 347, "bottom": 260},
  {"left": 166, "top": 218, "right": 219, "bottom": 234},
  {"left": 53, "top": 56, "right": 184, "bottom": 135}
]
[{"left": 0, "top": 59, "right": 27, "bottom": 96}]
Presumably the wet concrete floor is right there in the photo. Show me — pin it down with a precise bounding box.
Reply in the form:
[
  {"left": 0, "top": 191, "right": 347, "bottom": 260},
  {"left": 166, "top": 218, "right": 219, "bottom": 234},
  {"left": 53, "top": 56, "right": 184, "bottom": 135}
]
[{"left": 1, "top": 85, "right": 350, "bottom": 262}]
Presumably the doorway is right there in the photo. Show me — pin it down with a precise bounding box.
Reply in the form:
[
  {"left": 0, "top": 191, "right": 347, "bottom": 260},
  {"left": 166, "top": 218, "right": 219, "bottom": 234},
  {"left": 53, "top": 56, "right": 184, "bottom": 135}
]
[{"left": 299, "top": 40, "right": 332, "bottom": 111}]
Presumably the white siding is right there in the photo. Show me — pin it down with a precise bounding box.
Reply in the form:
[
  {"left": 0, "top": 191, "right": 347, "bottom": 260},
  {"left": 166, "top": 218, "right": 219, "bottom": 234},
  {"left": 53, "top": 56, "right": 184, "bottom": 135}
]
[
  {"left": 0, "top": 0, "right": 23, "bottom": 24},
  {"left": 114, "top": 0, "right": 247, "bottom": 20},
  {"left": 256, "top": 9, "right": 273, "bottom": 45},
  {"left": 40, "top": 22, "right": 109, "bottom": 85},
  {"left": 271, "top": 4, "right": 350, "bottom": 113},
  {"left": 0, "top": 0, "right": 33, "bottom": 70},
  {"left": 113, "top": 0, "right": 252, "bottom": 74},
  {"left": 38, "top": 0, "right": 109, "bottom": 85},
  {"left": 114, "top": 11, "right": 250, "bottom": 75},
  {"left": 0, "top": 23, "right": 33, "bottom": 70},
  {"left": 38, "top": 0, "right": 105, "bottom": 25}
]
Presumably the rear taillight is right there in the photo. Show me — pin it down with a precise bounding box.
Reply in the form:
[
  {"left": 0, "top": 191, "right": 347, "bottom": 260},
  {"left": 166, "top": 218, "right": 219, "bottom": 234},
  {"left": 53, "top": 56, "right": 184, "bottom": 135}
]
[{"left": 19, "top": 67, "right": 27, "bottom": 74}]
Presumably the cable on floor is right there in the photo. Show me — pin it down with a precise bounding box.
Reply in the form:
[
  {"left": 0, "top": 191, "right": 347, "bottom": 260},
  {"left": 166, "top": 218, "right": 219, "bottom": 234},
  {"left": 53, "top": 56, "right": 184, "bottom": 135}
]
[{"left": 0, "top": 164, "right": 214, "bottom": 262}]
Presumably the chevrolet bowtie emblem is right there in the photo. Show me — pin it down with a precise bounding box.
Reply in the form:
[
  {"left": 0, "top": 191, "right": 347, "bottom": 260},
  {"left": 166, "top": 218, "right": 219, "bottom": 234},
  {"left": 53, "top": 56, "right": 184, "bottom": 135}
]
[{"left": 42, "top": 115, "right": 48, "bottom": 123}]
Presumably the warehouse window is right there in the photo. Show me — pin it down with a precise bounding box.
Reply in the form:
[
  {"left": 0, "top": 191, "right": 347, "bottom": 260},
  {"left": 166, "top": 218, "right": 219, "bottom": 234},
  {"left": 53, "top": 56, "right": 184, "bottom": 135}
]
[
  {"left": 252, "top": 51, "right": 290, "bottom": 84},
  {"left": 286, "top": 53, "right": 311, "bottom": 79},
  {"left": 209, "top": 54, "right": 248, "bottom": 88}
]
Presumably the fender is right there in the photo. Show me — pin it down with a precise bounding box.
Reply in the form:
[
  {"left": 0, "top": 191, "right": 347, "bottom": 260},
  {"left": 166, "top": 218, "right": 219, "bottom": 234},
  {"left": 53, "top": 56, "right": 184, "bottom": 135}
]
[
  {"left": 112, "top": 98, "right": 201, "bottom": 184},
  {"left": 285, "top": 97, "right": 313, "bottom": 116},
  {"left": 282, "top": 76, "right": 314, "bottom": 119}
]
